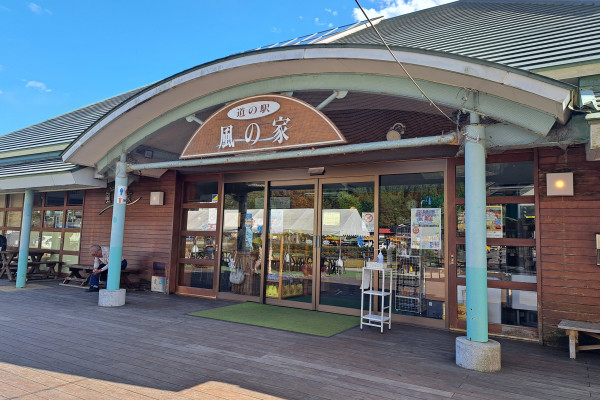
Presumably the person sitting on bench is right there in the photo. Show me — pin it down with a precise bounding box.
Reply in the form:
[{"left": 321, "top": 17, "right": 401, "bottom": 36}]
[{"left": 87, "top": 244, "right": 127, "bottom": 292}]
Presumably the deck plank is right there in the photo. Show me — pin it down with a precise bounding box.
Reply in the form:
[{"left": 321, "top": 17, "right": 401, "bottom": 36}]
[{"left": 0, "top": 279, "right": 599, "bottom": 399}]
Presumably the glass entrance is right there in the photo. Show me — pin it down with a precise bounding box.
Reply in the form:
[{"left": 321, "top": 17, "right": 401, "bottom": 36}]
[
  {"left": 265, "top": 183, "right": 316, "bottom": 308},
  {"left": 318, "top": 181, "right": 375, "bottom": 310}
]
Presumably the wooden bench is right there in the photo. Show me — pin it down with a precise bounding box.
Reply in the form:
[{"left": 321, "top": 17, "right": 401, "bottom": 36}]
[
  {"left": 558, "top": 319, "right": 600, "bottom": 359},
  {"left": 60, "top": 264, "right": 140, "bottom": 289},
  {"left": 7, "top": 260, "right": 63, "bottom": 280}
]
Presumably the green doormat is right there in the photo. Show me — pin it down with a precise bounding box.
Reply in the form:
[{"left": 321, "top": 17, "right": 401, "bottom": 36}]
[{"left": 188, "top": 302, "right": 359, "bottom": 337}]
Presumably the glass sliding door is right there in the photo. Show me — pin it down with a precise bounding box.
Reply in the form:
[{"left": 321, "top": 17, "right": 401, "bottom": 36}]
[
  {"left": 266, "top": 183, "right": 316, "bottom": 308},
  {"left": 379, "top": 172, "right": 446, "bottom": 320},
  {"left": 220, "top": 181, "right": 265, "bottom": 297},
  {"left": 318, "top": 181, "right": 375, "bottom": 310}
]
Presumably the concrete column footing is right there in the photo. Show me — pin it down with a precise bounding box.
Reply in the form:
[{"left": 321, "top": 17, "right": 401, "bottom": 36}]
[
  {"left": 456, "top": 336, "right": 501, "bottom": 372},
  {"left": 98, "top": 288, "right": 126, "bottom": 307}
]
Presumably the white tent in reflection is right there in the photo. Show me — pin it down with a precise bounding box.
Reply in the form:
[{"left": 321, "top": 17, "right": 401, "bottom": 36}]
[{"left": 222, "top": 208, "right": 368, "bottom": 236}]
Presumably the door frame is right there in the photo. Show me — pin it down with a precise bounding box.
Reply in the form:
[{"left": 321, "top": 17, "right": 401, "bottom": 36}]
[{"left": 175, "top": 173, "right": 223, "bottom": 297}]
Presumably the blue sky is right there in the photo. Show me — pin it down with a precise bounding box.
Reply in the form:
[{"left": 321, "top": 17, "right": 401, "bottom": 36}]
[{"left": 0, "top": 0, "right": 454, "bottom": 135}]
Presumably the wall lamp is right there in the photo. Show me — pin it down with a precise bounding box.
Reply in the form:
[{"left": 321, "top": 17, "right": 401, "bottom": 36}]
[
  {"left": 546, "top": 172, "right": 574, "bottom": 196},
  {"left": 150, "top": 191, "right": 165, "bottom": 205}
]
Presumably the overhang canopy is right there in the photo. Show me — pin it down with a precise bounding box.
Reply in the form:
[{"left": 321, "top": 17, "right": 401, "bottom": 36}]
[{"left": 62, "top": 45, "right": 573, "bottom": 172}]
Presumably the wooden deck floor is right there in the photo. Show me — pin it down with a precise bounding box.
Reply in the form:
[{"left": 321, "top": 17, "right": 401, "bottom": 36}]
[{"left": 0, "top": 279, "right": 598, "bottom": 400}]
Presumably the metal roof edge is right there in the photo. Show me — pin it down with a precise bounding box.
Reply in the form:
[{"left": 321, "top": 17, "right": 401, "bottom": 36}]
[
  {"left": 62, "top": 44, "right": 574, "bottom": 162},
  {"left": 0, "top": 144, "right": 68, "bottom": 160}
]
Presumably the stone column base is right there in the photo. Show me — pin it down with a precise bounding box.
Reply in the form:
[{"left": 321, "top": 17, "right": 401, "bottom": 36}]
[
  {"left": 98, "top": 288, "right": 126, "bottom": 307},
  {"left": 456, "top": 336, "right": 501, "bottom": 372}
]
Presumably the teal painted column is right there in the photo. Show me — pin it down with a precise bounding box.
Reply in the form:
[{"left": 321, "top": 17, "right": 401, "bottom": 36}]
[
  {"left": 106, "top": 154, "right": 128, "bottom": 291},
  {"left": 464, "top": 120, "right": 488, "bottom": 342},
  {"left": 16, "top": 189, "right": 34, "bottom": 288}
]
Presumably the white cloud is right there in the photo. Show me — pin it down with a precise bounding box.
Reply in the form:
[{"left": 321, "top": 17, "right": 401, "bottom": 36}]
[
  {"left": 25, "top": 80, "right": 52, "bottom": 92},
  {"left": 325, "top": 8, "right": 338, "bottom": 16},
  {"left": 353, "top": 0, "right": 457, "bottom": 21},
  {"left": 0, "top": 90, "right": 3, "bottom": 95},
  {"left": 271, "top": 26, "right": 282, "bottom": 34},
  {"left": 28, "top": 2, "right": 52, "bottom": 15}
]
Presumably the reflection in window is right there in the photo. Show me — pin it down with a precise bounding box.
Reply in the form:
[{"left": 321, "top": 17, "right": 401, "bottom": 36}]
[
  {"left": 457, "top": 286, "right": 537, "bottom": 327},
  {"left": 67, "top": 190, "right": 84, "bottom": 206},
  {"left": 31, "top": 210, "right": 41, "bottom": 228},
  {"left": 45, "top": 191, "right": 65, "bottom": 206},
  {"left": 179, "top": 264, "right": 214, "bottom": 289},
  {"left": 29, "top": 231, "right": 40, "bottom": 248},
  {"left": 8, "top": 193, "right": 24, "bottom": 208},
  {"left": 456, "top": 204, "right": 535, "bottom": 239},
  {"left": 184, "top": 209, "right": 218, "bottom": 231},
  {"left": 220, "top": 182, "right": 264, "bottom": 296},
  {"left": 456, "top": 244, "right": 536, "bottom": 281},
  {"left": 184, "top": 181, "right": 219, "bottom": 203},
  {"left": 41, "top": 232, "right": 62, "bottom": 250},
  {"left": 66, "top": 210, "right": 83, "bottom": 228},
  {"left": 380, "top": 172, "right": 445, "bottom": 319},
  {"left": 6, "top": 211, "right": 22, "bottom": 227},
  {"left": 63, "top": 232, "right": 81, "bottom": 251},
  {"left": 6, "top": 230, "right": 20, "bottom": 247},
  {"left": 456, "top": 161, "right": 534, "bottom": 197},
  {"left": 183, "top": 236, "right": 215, "bottom": 259},
  {"left": 44, "top": 210, "right": 64, "bottom": 228}
]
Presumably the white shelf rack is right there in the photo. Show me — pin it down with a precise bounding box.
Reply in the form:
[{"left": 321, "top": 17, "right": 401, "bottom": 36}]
[{"left": 360, "top": 262, "right": 393, "bottom": 333}]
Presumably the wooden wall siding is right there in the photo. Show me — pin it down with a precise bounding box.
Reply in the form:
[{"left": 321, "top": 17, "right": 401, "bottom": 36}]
[
  {"left": 538, "top": 146, "right": 600, "bottom": 346},
  {"left": 80, "top": 170, "right": 177, "bottom": 285}
]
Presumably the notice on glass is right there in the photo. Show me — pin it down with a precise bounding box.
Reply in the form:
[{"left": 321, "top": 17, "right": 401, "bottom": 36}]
[
  {"left": 270, "top": 209, "right": 283, "bottom": 234},
  {"left": 411, "top": 208, "right": 441, "bottom": 250},
  {"left": 486, "top": 205, "right": 503, "bottom": 238},
  {"left": 323, "top": 211, "right": 340, "bottom": 226}
]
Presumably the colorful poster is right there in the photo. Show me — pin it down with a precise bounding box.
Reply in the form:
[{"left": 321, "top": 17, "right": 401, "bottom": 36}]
[
  {"left": 456, "top": 206, "right": 504, "bottom": 238},
  {"left": 486, "top": 206, "right": 503, "bottom": 238},
  {"left": 411, "top": 208, "right": 441, "bottom": 249},
  {"left": 323, "top": 211, "right": 340, "bottom": 226}
]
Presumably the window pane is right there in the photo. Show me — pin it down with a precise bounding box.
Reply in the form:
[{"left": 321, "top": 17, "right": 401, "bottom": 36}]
[
  {"left": 44, "top": 210, "right": 64, "bottom": 228},
  {"left": 179, "top": 263, "right": 213, "bottom": 289},
  {"left": 183, "top": 235, "right": 216, "bottom": 259},
  {"left": 6, "top": 230, "right": 20, "bottom": 247},
  {"left": 0, "top": 194, "right": 6, "bottom": 208},
  {"left": 456, "top": 204, "right": 535, "bottom": 239},
  {"left": 457, "top": 286, "right": 537, "bottom": 327},
  {"left": 0, "top": 212, "right": 4, "bottom": 226},
  {"left": 45, "top": 191, "right": 65, "bottom": 206},
  {"left": 31, "top": 210, "right": 41, "bottom": 228},
  {"left": 66, "top": 210, "right": 83, "bottom": 229},
  {"left": 67, "top": 190, "right": 84, "bottom": 206},
  {"left": 220, "top": 181, "right": 264, "bottom": 296},
  {"left": 41, "top": 232, "right": 62, "bottom": 250},
  {"left": 6, "top": 211, "right": 22, "bottom": 227},
  {"left": 63, "top": 232, "right": 81, "bottom": 251},
  {"left": 29, "top": 231, "right": 40, "bottom": 248},
  {"left": 379, "top": 172, "right": 445, "bottom": 319},
  {"left": 456, "top": 161, "right": 534, "bottom": 197},
  {"left": 61, "top": 254, "right": 79, "bottom": 273},
  {"left": 184, "top": 181, "right": 219, "bottom": 203},
  {"left": 8, "top": 193, "right": 24, "bottom": 208},
  {"left": 183, "top": 208, "right": 217, "bottom": 231},
  {"left": 456, "top": 244, "right": 536, "bottom": 281}
]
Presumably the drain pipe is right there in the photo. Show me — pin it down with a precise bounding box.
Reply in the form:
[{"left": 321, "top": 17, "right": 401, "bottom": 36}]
[{"left": 127, "top": 132, "right": 458, "bottom": 172}]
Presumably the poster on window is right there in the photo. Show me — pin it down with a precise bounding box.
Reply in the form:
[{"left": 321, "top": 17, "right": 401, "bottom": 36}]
[
  {"left": 270, "top": 209, "right": 284, "bottom": 234},
  {"left": 411, "top": 208, "right": 441, "bottom": 249},
  {"left": 486, "top": 205, "right": 503, "bottom": 238},
  {"left": 456, "top": 206, "right": 503, "bottom": 238}
]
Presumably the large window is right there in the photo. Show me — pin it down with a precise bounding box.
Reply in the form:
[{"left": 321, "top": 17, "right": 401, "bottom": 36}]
[
  {"left": 0, "top": 191, "right": 84, "bottom": 272},
  {"left": 454, "top": 155, "right": 538, "bottom": 334}
]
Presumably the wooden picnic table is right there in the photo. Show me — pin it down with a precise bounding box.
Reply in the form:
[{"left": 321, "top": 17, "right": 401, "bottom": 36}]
[
  {"left": 0, "top": 247, "right": 60, "bottom": 281},
  {"left": 60, "top": 264, "right": 141, "bottom": 289}
]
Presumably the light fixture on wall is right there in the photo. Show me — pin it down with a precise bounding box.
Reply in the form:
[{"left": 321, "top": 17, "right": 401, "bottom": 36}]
[
  {"left": 546, "top": 172, "right": 574, "bottom": 196},
  {"left": 386, "top": 123, "right": 405, "bottom": 141},
  {"left": 150, "top": 191, "right": 164, "bottom": 205}
]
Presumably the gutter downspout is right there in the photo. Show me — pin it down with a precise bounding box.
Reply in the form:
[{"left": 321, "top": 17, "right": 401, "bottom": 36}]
[{"left": 127, "top": 133, "right": 458, "bottom": 172}]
